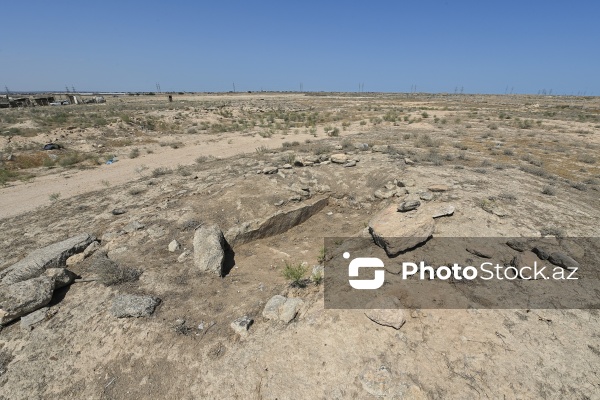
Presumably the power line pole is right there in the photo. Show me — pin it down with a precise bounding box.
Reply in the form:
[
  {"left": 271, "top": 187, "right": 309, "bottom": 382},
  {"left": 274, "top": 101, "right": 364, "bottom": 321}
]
[
  {"left": 4, "top": 86, "right": 9, "bottom": 95},
  {"left": 233, "top": 82, "right": 236, "bottom": 93},
  {"left": 72, "top": 86, "right": 76, "bottom": 93},
  {"left": 65, "top": 86, "right": 70, "bottom": 93}
]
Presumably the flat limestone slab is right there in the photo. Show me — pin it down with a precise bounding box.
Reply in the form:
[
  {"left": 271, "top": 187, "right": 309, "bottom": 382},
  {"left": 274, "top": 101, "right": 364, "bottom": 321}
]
[{"left": 368, "top": 204, "right": 435, "bottom": 257}]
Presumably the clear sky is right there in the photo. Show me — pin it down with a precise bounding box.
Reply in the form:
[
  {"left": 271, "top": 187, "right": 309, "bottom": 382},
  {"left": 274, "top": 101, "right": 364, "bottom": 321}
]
[{"left": 1, "top": 0, "right": 598, "bottom": 94}]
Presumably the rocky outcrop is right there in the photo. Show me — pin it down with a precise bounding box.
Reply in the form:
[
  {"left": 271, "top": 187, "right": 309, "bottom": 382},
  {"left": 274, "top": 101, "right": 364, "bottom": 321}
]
[{"left": 226, "top": 197, "right": 328, "bottom": 247}]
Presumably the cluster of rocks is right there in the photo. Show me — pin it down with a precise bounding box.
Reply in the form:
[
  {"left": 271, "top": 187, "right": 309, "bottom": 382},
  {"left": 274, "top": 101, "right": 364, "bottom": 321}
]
[
  {"left": 0, "top": 233, "right": 96, "bottom": 326},
  {"left": 368, "top": 184, "right": 455, "bottom": 257}
]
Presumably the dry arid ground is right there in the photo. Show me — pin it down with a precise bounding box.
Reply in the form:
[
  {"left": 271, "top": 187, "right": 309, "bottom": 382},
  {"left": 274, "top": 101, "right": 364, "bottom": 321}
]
[{"left": 1, "top": 92, "right": 599, "bottom": 399}]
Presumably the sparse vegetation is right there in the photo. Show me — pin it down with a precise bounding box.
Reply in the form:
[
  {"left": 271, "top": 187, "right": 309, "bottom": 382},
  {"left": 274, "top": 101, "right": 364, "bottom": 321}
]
[{"left": 282, "top": 261, "right": 308, "bottom": 287}]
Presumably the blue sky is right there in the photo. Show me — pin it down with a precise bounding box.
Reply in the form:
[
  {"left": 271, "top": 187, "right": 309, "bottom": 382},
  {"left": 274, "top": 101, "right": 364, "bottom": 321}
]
[{"left": 1, "top": 1, "right": 598, "bottom": 94}]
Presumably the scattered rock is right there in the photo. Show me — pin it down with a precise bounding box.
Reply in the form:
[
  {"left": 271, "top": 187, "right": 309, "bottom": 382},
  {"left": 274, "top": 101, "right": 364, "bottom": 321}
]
[
  {"left": 111, "top": 208, "right": 127, "bottom": 215},
  {"left": 262, "top": 295, "right": 286, "bottom": 320},
  {"left": 110, "top": 294, "right": 161, "bottom": 318},
  {"left": 419, "top": 191, "right": 434, "bottom": 201},
  {"left": 262, "top": 295, "right": 303, "bottom": 323},
  {"left": 124, "top": 221, "right": 145, "bottom": 233},
  {"left": 466, "top": 246, "right": 495, "bottom": 259},
  {"left": 0, "top": 276, "right": 54, "bottom": 325},
  {"left": 66, "top": 253, "right": 85, "bottom": 267},
  {"left": 374, "top": 189, "right": 396, "bottom": 200},
  {"left": 282, "top": 163, "right": 292, "bottom": 169},
  {"left": 506, "top": 239, "right": 528, "bottom": 252},
  {"left": 168, "top": 240, "right": 181, "bottom": 252},
  {"left": 364, "top": 297, "right": 405, "bottom": 329},
  {"left": 43, "top": 268, "right": 77, "bottom": 289},
  {"left": 263, "top": 166, "right": 278, "bottom": 174},
  {"left": 404, "top": 158, "right": 414, "bottom": 165},
  {"left": 344, "top": 160, "right": 357, "bottom": 167},
  {"left": 177, "top": 250, "right": 191, "bottom": 263},
  {"left": 20, "top": 307, "right": 49, "bottom": 331},
  {"left": 398, "top": 200, "right": 421, "bottom": 212},
  {"left": 193, "top": 224, "right": 226, "bottom": 276},
  {"left": 396, "top": 179, "right": 415, "bottom": 187},
  {"left": 372, "top": 145, "right": 389, "bottom": 152},
  {"left": 369, "top": 204, "right": 435, "bottom": 256},
  {"left": 230, "top": 316, "right": 253, "bottom": 336},
  {"left": 83, "top": 241, "right": 100, "bottom": 258},
  {"left": 432, "top": 205, "right": 455, "bottom": 218},
  {"left": 0, "top": 233, "right": 94, "bottom": 286},
  {"left": 428, "top": 184, "right": 450, "bottom": 192},
  {"left": 548, "top": 252, "right": 580, "bottom": 271},
  {"left": 330, "top": 154, "right": 348, "bottom": 164},
  {"left": 354, "top": 143, "right": 369, "bottom": 151},
  {"left": 226, "top": 197, "right": 328, "bottom": 246},
  {"left": 334, "top": 144, "right": 343, "bottom": 150},
  {"left": 532, "top": 246, "right": 551, "bottom": 260}
]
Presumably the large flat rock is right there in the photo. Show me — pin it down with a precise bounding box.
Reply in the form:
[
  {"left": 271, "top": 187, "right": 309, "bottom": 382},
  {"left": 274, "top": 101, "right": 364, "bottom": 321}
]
[
  {"left": 0, "top": 233, "right": 94, "bottom": 286},
  {"left": 368, "top": 204, "right": 435, "bottom": 257},
  {"left": 225, "top": 197, "right": 328, "bottom": 246}
]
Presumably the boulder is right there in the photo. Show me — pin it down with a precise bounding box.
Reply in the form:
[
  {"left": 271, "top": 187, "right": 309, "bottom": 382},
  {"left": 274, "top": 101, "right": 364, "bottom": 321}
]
[
  {"left": 0, "top": 276, "right": 54, "bottom": 325},
  {"left": 368, "top": 204, "right": 435, "bottom": 257},
  {"left": 193, "top": 225, "right": 226, "bottom": 276},
  {"left": 0, "top": 233, "right": 94, "bottom": 286}
]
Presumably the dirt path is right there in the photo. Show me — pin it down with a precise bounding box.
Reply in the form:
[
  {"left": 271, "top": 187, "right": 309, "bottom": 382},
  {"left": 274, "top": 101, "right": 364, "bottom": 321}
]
[{"left": 0, "top": 131, "right": 326, "bottom": 220}]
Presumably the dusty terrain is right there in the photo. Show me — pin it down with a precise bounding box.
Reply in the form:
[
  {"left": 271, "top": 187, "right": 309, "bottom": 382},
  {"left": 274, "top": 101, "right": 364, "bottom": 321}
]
[{"left": 1, "top": 93, "right": 599, "bottom": 399}]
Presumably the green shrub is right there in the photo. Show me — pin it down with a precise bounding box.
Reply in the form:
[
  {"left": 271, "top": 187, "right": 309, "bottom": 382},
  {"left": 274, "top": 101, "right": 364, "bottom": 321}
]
[{"left": 282, "top": 261, "right": 307, "bottom": 287}]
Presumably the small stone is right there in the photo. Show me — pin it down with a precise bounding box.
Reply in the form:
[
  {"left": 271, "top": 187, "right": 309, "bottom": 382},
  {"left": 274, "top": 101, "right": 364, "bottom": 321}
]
[
  {"left": 466, "top": 246, "right": 494, "bottom": 259},
  {"left": 404, "top": 158, "right": 414, "bottom": 165},
  {"left": 83, "top": 241, "right": 100, "bottom": 257},
  {"left": 548, "top": 252, "right": 580, "bottom": 271},
  {"left": 532, "top": 246, "right": 551, "bottom": 260},
  {"left": 274, "top": 200, "right": 285, "bottom": 206},
  {"left": 397, "top": 179, "right": 415, "bottom": 187},
  {"left": 354, "top": 143, "right": 369, "bottom": 151},
  {"left": 428, "top": 184, "right": 450, "bottom": 192},
  {"left": 263, "top": 166, "right": 278, "bottom": 174},
  {"left": 66, "top": 253, "right": 85, "bottom": 266},
  {"left": 334, "top": 144, "right": 343, "bottom": 150},
  {"left": 177, "top": 250, "right": 191, "bottom": 263},
  {"left": 344, "top": 160, "right": 357, "bottom": 167},
  {"left": 372, "top": 145, "right": 388, "bottom": 152},
  {"left": 262, "top": 295, "right": 286, "bottom": 320},
  {"left": 168, "top": 240, "right": 181, "bottom": 252},
  {"left": 432, "top": 205, "right": 455, "bottom": 218},
  {"left": 419, "top": 191, "right": 434, "bottom": 201},
  {"left": 331, "top": 154, "right": 348, "bottom": 164},
  {"left": 282, "top": 163, "right": 292, "bottom": 169},
  {"left": 398, "top": 200, "right": 421, "bottom": 212},
  {"left": 112, "top": 208, "right": 127, "bottom": 215},
  {"left": 374, "top": 189, "right": 395, "bottom": 200},
  {"left": 111, "top": 294, "right": 161, "bottom": 318},
  {"left": 230, "top": 316, "right": 253, "bottom": 336},
  {"left": 506, "top": 239, "right": 528, "bottom": 252},
  {"left": 124, "top": 221, "right": 145, "bottom": 233}
]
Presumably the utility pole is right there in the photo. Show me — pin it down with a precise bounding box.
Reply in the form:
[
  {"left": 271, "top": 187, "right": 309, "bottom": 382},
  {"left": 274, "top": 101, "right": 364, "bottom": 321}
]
[
  {"left": 66, "top": 86, "right": 70, "bottom": 93},
  {"left": 233, "top": 82, "right": 236, "bottom": 93},
  {"left": 72, "top": 86, "right": 76, "bottom": 93},
  {"left": 4, "top": 86, "right": 9, "bottom": 95}
]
